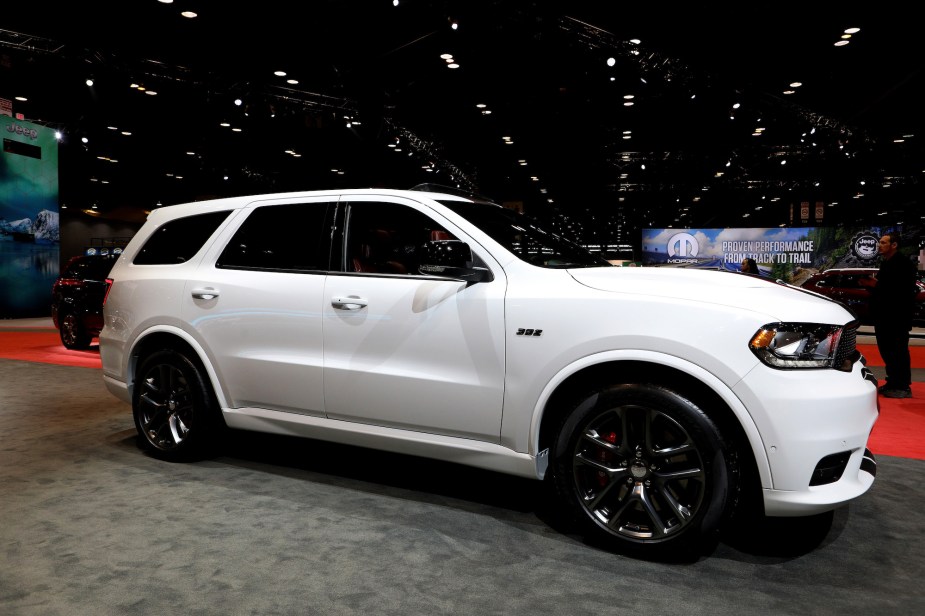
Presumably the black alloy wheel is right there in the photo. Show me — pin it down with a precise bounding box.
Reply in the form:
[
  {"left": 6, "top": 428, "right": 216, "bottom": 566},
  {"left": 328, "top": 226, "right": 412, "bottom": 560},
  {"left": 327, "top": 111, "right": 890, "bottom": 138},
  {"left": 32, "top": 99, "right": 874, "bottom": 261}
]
[
  {"left": 59, "top": 311, "right": 91, "bottom": 349},
  {"left": 133, "top": 348, "right": 222, "bottom": 461},
  {"left": 551, "top": 384, "right": 732, "bottom": 557}
]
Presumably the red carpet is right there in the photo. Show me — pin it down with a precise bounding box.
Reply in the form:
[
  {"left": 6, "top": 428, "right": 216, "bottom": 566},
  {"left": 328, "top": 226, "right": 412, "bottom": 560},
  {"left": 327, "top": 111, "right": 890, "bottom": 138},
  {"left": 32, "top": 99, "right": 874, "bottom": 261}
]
[
  {"left": 0, "top": 327, "right": 922, "bottom": 460},
  {"left": 0, "top": 328, "right": 102, "bottom": 369}
]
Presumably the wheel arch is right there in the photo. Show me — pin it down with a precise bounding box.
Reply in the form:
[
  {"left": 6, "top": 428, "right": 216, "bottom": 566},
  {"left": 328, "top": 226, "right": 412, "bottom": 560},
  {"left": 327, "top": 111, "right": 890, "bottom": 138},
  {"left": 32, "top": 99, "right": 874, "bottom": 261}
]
[
  {"left": 126, "top": 326, "right": 228, "bottom": 409},
  {"left": 533, "top": 353, "right": 768, "bottom": 508}
]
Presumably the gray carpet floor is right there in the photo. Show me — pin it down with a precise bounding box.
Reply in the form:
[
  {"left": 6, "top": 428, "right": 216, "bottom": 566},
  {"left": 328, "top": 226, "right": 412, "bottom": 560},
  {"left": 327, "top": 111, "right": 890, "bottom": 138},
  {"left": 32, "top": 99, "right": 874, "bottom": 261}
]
[{"left": 1, "top": 358, "right": 923, "bottom": 615}]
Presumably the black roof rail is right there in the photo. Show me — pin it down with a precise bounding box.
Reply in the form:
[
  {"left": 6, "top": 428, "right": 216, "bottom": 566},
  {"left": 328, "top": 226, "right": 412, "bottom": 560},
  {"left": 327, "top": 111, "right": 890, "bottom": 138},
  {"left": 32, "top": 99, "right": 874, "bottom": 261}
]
[{"left": 408, "top": 183, "right": 496, "bottom": 203}]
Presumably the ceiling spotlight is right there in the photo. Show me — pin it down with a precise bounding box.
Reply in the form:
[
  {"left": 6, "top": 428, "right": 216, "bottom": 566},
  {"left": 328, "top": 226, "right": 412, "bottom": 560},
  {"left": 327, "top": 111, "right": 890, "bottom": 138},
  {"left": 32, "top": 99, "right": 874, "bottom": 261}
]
[
  {"left": 234, "top": 98, "right": 243, "bottom": 106},
  {"left": 274, "top": 70, "right": 287, "bottom": 77},
  {"left": 607, "top": 57, "right": 616, "bottom": 67},
  {"left": 181, "top": 11, "right": 197, "bottom": 18},
  {"left": 85, "top": 78, "right": 94, "bottom": 87}
]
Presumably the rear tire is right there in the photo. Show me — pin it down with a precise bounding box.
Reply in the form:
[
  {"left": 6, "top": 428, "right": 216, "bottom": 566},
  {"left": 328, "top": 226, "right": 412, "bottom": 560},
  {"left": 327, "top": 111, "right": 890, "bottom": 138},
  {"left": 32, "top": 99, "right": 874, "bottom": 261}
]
[
  {"left": 549, "top": 383, "right": 733, "bottom": 558},
  {"left": 133, "top": 348, "right": 224, "bottom": 461},
  {"left": 59, "top": 311, "right": 91, "bottom": 349}
]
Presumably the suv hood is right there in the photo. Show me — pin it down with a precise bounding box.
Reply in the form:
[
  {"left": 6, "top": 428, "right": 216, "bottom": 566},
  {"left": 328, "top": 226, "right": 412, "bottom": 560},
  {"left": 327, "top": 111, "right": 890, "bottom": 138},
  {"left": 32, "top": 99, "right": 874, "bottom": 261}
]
[{"left": 568, "top": 266, "right": 853, "bottom": 323}]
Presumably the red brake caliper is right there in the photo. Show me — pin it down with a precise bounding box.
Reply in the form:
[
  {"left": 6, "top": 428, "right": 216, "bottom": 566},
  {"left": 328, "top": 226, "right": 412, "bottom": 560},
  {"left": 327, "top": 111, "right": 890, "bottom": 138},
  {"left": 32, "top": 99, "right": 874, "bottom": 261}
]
[{"left": 598, "top": 431, "right": 618, "bottom": 486}]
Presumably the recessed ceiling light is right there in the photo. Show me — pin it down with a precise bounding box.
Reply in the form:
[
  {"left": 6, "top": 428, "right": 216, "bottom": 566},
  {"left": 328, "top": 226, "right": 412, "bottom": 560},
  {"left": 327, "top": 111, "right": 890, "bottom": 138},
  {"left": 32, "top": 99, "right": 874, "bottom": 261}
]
[
  {"left": 448, "top": 63, "right": 459, "bottom": 69},
  {"left": 834, "top": 40, "right": 849, "bottom": 47},
  {"left": 181, "top": 11, "right": 197, "bottom": 18},
  {"left": 286, "top": 79, "right": 298, "bottom": 85},
  {"left": 14, "top": 96, "right": 27, "bottom": 101},
  {"left": 274, "top": 71, "right": 287, "bottom": 77}
]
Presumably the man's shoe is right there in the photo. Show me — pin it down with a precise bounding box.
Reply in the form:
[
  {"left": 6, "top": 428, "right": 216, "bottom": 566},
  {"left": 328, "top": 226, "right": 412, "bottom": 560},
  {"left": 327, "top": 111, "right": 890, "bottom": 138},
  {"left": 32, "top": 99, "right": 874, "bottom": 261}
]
[{"left": 881, "top": 388, "right": 912, "bottom": 399}]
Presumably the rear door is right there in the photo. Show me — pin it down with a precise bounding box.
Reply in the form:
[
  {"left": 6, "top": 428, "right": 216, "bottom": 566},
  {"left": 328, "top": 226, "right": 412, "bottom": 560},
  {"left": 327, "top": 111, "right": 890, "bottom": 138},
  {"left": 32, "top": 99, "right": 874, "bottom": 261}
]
[{"left": 182, "top": 197, "right": 335, "bottom": 416}]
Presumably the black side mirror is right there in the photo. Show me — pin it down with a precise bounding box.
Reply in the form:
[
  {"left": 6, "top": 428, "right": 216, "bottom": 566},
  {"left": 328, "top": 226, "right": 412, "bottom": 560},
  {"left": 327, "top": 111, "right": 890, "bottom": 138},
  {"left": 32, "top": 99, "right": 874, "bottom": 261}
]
[{"left": 417, "top": 240, "right": 492, "bottom": 283}]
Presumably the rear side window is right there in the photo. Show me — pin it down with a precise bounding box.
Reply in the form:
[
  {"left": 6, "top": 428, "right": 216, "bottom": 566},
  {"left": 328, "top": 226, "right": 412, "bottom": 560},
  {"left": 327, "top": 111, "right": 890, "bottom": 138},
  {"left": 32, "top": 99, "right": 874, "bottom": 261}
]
[
  {"left": 133, "top": 211, "right": 232, "bottom": 265},
  {"left": 216, "top": 202, "right": 335, "bottom": 272}
]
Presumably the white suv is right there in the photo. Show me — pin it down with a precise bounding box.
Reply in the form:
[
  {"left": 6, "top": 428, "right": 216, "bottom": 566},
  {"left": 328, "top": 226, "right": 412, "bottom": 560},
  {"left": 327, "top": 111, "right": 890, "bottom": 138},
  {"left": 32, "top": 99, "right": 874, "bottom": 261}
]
[{"left": 100, "top": 186, "right": 879, "bottom": 557}]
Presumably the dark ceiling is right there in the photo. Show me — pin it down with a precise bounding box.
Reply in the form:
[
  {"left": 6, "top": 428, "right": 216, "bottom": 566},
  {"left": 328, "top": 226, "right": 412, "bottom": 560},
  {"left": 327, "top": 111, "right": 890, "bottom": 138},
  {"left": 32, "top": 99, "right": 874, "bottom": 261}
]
[{"left": 2, "top": 1, "right": 923, "bottom": 252}]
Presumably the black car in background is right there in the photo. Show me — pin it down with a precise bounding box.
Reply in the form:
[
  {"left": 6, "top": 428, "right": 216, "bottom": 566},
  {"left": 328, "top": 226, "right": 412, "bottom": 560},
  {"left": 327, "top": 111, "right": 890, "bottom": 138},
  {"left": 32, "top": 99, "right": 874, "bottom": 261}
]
[
  {"left": 51, "top": 254, "right": 118, "bottom": 349},
  {"left": 799, "top": 267, "right": 925, "bottom": 326}
]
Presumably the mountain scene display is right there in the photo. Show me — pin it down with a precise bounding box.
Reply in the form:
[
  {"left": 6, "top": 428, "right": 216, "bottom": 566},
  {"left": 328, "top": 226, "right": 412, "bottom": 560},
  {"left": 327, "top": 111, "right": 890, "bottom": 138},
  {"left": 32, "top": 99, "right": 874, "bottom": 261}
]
[{"left": 0, "top": 210, "right": 59, "bottom": 243}]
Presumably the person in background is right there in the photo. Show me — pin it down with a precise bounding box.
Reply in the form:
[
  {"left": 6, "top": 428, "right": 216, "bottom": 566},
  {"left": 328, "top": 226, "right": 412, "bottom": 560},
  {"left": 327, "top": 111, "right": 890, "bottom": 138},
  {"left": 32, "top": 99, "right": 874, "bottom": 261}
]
[
  {"left": 861, "top": 231, "right": 918, "bottom": 398},
  {"left": 741, "top": 258, "right": 758, "bottom": 275}
]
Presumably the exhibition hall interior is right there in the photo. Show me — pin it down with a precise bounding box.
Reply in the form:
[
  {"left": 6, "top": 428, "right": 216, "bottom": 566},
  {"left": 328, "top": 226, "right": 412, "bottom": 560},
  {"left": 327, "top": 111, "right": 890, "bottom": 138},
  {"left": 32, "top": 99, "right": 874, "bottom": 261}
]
[{"left": 1, "top": 3, "right": 923, "bottom": 615}]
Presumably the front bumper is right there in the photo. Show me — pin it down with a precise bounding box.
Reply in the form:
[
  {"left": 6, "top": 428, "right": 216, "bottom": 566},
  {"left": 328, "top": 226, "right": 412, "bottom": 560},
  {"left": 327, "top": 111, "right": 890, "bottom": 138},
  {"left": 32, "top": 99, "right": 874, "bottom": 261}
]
[{"left": 735, "top": 358, "right": 879, "bottom": 516}]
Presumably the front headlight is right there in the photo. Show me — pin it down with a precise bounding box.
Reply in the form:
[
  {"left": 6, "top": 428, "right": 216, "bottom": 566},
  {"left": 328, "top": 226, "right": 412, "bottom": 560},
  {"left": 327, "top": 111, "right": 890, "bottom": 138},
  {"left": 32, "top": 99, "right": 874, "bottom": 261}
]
[{"left": 749, "top": 322, "right": 847, "bottom": 370}]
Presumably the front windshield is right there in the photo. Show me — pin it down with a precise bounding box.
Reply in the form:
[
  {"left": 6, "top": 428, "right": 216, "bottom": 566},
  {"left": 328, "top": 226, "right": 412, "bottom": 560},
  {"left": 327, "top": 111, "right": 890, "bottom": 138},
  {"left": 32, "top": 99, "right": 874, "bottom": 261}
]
[{"left": 439, "top": 200, "right": 611, "bottom": 269}]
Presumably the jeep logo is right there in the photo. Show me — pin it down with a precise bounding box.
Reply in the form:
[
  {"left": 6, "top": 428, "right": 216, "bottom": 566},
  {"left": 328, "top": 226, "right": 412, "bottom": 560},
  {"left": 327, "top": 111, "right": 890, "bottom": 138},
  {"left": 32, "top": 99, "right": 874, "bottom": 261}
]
[
  {"left": 852, "top": 232, "right": 879, "bottom": 261},
  {"left": 5, "top": 123, "right": 39, "bottom": 140}
]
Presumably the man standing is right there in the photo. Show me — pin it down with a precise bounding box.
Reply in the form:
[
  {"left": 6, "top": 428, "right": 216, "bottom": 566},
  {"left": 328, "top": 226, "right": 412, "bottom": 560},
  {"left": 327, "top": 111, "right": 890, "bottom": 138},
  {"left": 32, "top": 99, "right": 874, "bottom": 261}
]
[{"left": 865, "top": 231, "right": 918, "bottom": 398}]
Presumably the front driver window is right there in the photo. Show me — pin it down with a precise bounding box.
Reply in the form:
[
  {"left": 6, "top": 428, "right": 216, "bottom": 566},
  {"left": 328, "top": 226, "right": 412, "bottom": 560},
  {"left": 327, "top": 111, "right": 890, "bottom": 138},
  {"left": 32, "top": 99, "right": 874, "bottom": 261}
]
[{"left": 345, "top": 201, "right": 454, "bottom": 275}]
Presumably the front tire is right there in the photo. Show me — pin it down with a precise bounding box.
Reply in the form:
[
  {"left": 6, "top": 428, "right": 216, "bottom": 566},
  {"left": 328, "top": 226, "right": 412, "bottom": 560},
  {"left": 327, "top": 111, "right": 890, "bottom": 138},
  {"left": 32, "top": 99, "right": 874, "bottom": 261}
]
[
  {"left": 550, "top": 383, "right": 733, "bottom": 558},
  {"left": 133, "top": 348, "right": 223, "bottom": 461}
]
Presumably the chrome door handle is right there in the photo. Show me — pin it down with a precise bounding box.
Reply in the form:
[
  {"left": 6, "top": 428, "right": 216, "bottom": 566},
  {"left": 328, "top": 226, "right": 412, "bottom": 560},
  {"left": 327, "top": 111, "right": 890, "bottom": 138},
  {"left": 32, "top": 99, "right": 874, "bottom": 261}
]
[
  {"left": 191, "top": 287, "right": 220, "bottom": 300},
  {"left": 331, "top": 295, "right": 368, "bottom": 310}
]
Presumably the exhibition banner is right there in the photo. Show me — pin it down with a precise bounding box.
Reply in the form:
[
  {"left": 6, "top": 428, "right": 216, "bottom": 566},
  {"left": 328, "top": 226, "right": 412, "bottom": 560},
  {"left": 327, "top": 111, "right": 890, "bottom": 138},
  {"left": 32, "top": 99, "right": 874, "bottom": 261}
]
[
  {"left": 1, "top": 118, "right": 60, "bottom": 318},
  {"left": 641, "top": 226, "right": 920, "bottom": 285}
]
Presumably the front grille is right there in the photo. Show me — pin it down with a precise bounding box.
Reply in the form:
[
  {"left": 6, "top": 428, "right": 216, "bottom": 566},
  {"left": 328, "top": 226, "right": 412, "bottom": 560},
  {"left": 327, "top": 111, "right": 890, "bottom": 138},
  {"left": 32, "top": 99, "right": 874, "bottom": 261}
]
[{"left": 835, "top": 322, "right": 858, "bottom": 371}]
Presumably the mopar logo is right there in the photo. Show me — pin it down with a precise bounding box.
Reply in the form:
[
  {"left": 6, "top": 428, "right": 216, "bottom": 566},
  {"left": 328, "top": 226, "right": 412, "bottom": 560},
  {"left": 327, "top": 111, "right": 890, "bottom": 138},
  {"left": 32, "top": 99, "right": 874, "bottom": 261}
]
[{"left": 667, "top": 232, "right": 699, "bottom": 258}]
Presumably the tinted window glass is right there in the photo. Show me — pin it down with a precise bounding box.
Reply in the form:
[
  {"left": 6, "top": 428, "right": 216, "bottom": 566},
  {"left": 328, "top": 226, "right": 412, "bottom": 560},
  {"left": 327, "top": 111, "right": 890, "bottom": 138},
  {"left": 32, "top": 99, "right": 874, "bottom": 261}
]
[
  {"left": 439, "top": 200, "right": 609, "bottom": 268},
  {"left": 345, "top": 201, "right": 453, "bottom": 275},
  {"left": 217, "top": 202, "right": 335, "bottom": 271},
  {"left": 133, "top": 211, "right": 231, "bottom": 265}
]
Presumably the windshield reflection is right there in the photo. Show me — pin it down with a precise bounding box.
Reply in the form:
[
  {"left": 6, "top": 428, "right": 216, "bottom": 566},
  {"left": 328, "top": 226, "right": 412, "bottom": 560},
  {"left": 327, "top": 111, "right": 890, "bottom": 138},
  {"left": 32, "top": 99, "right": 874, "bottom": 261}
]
[{"left": 440, "top": 201, "right": 611, "bottom": 269}]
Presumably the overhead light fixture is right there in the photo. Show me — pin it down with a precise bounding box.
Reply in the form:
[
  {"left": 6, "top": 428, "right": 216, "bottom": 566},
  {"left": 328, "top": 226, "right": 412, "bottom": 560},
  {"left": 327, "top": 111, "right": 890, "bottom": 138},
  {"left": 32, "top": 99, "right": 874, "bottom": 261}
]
[
  {"left": 181, "top": 11, "right": 197, "bottom": 18},
  {"left": 85, "top": 78, "right": 94, "bottom": 87}
]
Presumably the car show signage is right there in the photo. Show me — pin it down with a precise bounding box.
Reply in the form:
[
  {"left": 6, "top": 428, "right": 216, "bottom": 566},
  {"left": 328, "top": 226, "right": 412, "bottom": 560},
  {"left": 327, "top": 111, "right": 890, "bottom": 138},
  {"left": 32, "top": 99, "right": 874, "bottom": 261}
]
[{"left": 642, "top": 224, "right": 920, "bottom": 283}]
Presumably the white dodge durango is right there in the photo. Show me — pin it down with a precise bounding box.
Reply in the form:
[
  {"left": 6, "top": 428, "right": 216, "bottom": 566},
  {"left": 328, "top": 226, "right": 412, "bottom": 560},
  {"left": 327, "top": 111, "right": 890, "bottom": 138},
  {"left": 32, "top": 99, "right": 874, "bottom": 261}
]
[{"left": 99, "top": 186, "right": 879, "bottom": 557}]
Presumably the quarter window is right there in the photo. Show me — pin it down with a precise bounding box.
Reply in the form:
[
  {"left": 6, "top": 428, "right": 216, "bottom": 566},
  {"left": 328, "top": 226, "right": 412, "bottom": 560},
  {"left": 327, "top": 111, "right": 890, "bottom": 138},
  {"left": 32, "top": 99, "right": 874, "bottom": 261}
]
[{"left": 133, "top": 211, "right": 231, "bottom": 265}]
